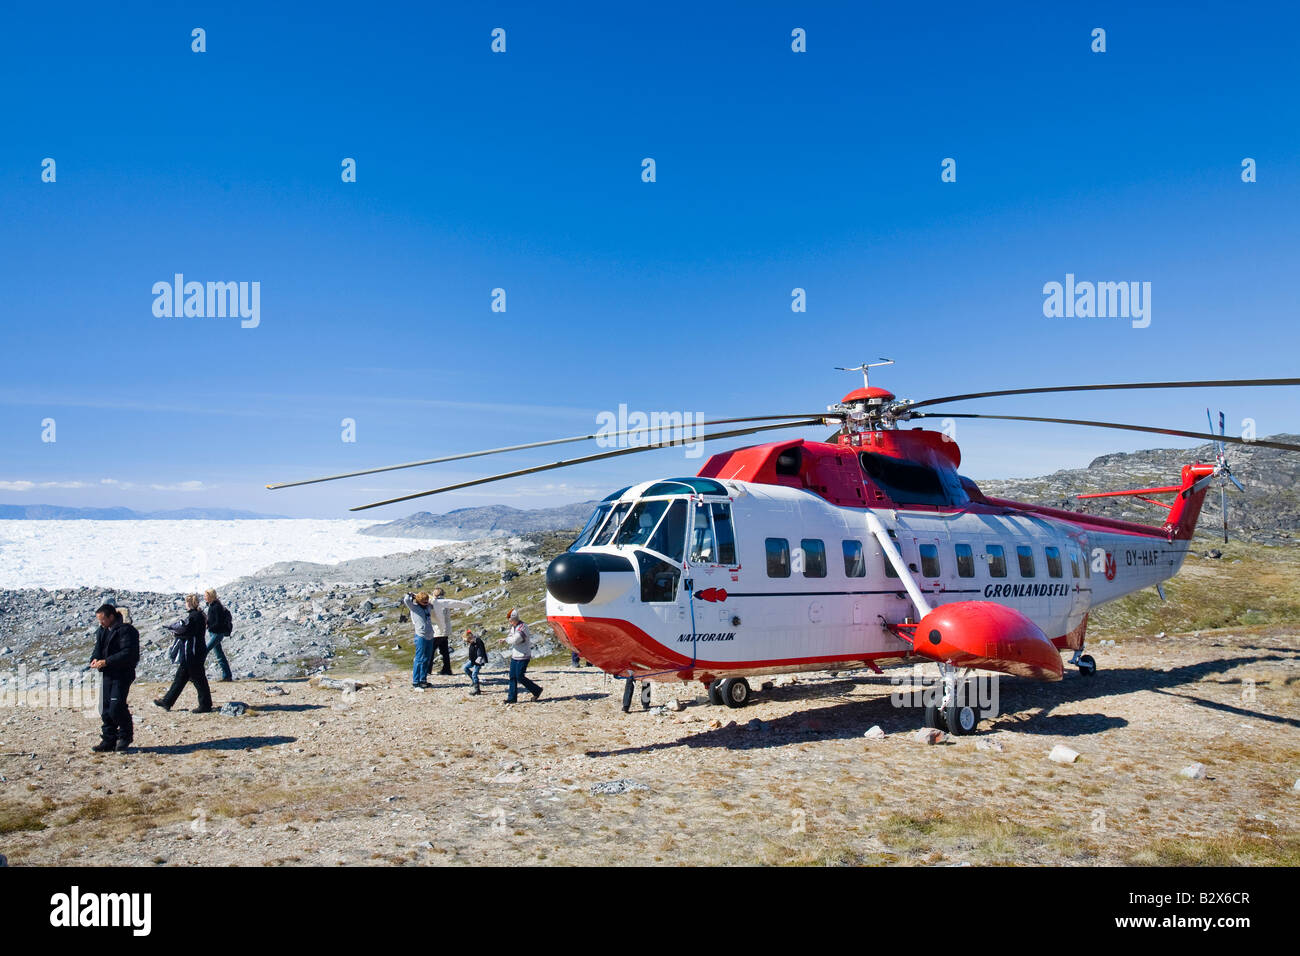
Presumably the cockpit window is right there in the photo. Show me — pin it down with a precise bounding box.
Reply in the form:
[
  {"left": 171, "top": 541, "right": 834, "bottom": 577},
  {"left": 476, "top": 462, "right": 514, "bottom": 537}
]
[
  {"left": 615, "top": 500, "right": 671, "bottom": 548},
  {"left": 647, "top": 499, "right": 687, "bottom": 562},
  {"left": 591, "top": 502, "right": 632, "bottom": 547},
  {"left": 689, "top": 505, "right": 716, "bottom": 563},
  {"left": 601, "top": 486, "right": 632, "bottom": 502},
  {"left": 643, "top": 477, "right": 729, "bottom": 497},
  {"left": 568, "top": 503, "right": 612, "bottom": 552}
]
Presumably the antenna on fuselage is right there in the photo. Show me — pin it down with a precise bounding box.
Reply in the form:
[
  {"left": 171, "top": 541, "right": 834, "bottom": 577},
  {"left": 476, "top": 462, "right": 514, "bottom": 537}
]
[{"left": 835, "top": 358, "right": 895, "bottom": 389}]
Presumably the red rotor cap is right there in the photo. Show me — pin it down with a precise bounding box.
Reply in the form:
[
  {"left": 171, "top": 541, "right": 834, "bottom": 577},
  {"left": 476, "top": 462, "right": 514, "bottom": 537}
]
[{"left": 841, "top": 386, "right": 896, "bottom": 404}]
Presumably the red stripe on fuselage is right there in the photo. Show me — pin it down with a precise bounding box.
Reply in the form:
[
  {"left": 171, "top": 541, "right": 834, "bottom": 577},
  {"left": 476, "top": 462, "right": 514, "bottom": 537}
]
[{"left": 549, "top": 613, "right": 1085, "bottom": 681}]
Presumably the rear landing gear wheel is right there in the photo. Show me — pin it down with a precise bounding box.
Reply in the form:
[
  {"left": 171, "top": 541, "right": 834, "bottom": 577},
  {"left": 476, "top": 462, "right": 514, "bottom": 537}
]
[
  {"left": 945, "top": 703, "right": 978, "bottom": 736},
  {"left": 1077, "top": 654, "right": 1096, "bottom": 677},
  {"left": 706, "top": 682, "right": 723, "bottom": 706},
  {"left": 719, "top": 677, "right": 751, "bottom": 708},
  {"left": 640, "top": 681, "right": 653, "bottom": 710}
]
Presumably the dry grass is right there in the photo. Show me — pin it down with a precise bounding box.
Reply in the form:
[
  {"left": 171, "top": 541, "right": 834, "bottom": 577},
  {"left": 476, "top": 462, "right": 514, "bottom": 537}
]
[{"left": 0, "top": 798, "right": 54, "bottom": 834}]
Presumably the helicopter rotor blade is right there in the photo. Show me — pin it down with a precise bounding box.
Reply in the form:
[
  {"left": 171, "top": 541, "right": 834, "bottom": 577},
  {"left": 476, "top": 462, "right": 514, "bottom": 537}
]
[
  {"left": 266, "top": 413, "right": 840, "bottom": 490},
  {"left": 910, "top": 412, "right": 1300, "bottom": 454},
  {"left": 907, "top": 377, "right": 1300, "bottom": 411},
  {"left": 348, "top": 417, "right": 829, "bottom": 511}
]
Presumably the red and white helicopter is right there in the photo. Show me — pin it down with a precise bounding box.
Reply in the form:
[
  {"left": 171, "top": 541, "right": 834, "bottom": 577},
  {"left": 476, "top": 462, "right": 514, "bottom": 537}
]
[{"left": 269, "top": 367, "right": 1300, "bottom": 733}]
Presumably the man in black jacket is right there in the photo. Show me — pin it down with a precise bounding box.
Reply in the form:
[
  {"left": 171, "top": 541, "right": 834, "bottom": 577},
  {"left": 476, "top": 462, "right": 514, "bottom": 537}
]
[
  {"left": 155, "top": 594, "right": 212, "bottom": 713},
  {"left": 90, "top": 603, "right": 140, "bottom": 752}
]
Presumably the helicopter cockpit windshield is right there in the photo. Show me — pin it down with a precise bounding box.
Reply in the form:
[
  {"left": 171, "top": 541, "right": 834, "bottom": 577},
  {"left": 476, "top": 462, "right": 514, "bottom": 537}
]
[
  {"left": 566, "top": 479, "right": 731, "bottom": 603},
  {"left": 572, "top": 478, "right": 728, "bottom": 559}
]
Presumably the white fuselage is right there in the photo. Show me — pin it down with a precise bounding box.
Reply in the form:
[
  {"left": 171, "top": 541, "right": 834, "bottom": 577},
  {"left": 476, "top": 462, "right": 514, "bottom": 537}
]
[{"left": 546, "top": 478, "right": 1190, "bottom": 680}]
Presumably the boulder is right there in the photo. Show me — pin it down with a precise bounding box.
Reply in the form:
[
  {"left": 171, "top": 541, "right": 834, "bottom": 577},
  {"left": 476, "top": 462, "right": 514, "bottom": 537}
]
[
  {"left": 863, "top": 725, "right": 886, "bottom": 740},
  {"left": 1048, "top": 744, "right": 1080, "bottom": 764},
  {"left": 590, "top": 779, "right": 648, "bottom": 795}
]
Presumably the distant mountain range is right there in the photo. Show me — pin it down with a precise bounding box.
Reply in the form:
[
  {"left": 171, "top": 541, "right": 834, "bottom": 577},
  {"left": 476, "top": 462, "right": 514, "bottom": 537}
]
[
  {"left": 360, "top": 500, "right": 601, "bottom": 540},
  {"left": 0, "top": 504, "right": 284, "bottom": 520}
]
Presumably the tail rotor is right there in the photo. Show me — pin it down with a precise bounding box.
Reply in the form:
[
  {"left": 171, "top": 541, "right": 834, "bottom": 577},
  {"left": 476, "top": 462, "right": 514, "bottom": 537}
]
[{"left": 1206, "top": 408, "right": 1245, "bottom": 543}]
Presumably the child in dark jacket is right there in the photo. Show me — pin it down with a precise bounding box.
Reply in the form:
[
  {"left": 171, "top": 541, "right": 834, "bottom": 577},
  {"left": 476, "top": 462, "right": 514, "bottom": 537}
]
[{"left": 462, "top": 628, "right": 488, "bottom": 695}]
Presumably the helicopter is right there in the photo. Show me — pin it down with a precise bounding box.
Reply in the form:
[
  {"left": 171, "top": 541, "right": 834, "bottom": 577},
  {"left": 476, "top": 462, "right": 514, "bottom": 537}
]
[{"left": 268, "top": 366, "right": 1300, "bottom": 734}]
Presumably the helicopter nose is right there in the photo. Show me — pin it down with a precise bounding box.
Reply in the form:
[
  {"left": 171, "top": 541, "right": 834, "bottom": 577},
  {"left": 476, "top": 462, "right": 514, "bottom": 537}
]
[{"left": 546, "top": 552, "right": 602, "bottom": 605}]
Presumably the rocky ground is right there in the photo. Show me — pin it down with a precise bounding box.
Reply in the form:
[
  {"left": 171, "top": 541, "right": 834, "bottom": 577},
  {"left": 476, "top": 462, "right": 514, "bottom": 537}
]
[
  {"left": 2, "top": 514, "right": 1298, "bottom": 867},
  {"left": 0, "top": 625, "right": 1296, "bottom": 867}
]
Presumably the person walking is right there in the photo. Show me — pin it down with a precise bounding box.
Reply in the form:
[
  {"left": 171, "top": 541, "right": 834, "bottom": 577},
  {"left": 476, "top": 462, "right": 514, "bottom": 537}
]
[
  {"left": 427, "top": 587, "right": 472, "bottom": 676},
  {"left": 502, "top": 608, "right": 542, "bottom": 704},
  {"left": 462, "top": 627, "right": 488, "bottom": 695},
  {"left": 89, "top": 603, "right": 140, "bottom": 752},
  {"left": 203, "top": 588, "right": 234, "bottom": 683},
  {"left": 154, "top": 594, "right": 213, "bottom": 713}
]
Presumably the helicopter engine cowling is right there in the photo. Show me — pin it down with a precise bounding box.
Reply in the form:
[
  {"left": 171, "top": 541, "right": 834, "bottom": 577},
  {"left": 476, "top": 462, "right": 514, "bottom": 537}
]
[
  {"left": 545, "top": 552, "right": 636, "bottom": 606},
  {"left": 911, "top": 601, "right": 1063, "bottom": 681}
]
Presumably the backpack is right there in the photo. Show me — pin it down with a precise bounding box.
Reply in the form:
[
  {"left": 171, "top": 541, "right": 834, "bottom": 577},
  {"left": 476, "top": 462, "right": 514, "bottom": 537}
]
[{"left": 212, "top": 603, "right": 233, "bottom": 634}]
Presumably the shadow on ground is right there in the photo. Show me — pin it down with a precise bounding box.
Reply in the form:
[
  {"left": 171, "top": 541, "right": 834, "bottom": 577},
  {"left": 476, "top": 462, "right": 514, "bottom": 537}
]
[{"left": 133, "top": 735, "right": 297, "bottom": 755}]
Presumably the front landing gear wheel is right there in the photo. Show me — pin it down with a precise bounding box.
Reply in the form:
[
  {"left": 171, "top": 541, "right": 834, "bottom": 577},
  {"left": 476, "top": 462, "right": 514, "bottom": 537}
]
[
  {"left": 924, "top": 704, "right": 944, "bottom": 730},
  {"left": 640, "top": 681, "right": 653, "bottom": 710},
  {"left": 945, "top": 703, "right": 978, "bottom": 736},
  {"left": 1077, "top": 654, "right": 1096, "bottom": 677},
  {"left": 719, "top": 677, "right": 751, "bottom": 708}
]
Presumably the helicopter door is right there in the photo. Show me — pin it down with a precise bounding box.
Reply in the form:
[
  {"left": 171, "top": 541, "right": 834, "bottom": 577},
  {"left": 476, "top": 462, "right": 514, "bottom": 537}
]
[{"left": 688, "top": 500, "right": 737, "bottom": 623}]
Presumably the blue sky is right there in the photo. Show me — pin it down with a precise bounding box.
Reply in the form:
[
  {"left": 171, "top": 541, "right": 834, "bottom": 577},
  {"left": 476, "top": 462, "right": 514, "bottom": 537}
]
[{"left": 2, "top": 2, "right": 1298, "bottom": 517}]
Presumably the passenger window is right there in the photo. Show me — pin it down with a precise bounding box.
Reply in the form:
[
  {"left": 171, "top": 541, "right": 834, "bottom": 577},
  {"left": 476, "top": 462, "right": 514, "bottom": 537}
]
[
  {"left": 1045, "top": 546, "right": 1063, "bottom": 579},
  {"left": 766, "top": 538, "right": 790, "bottom": 578},
  {"left": 689, "top": 505, "right": 716, "bottom": 563},
  {"left": 954, "top": 543, "right": 975, "bottom": 578},
  {"left": 801, "top": 539, "right": 826, "bottom": 578},
  {"left": 919, "top": 543, "right": 941, "bottom": 577},
  {"left": 710, "top": 502, "right": 737, "bottom": 565},
  {"left": 1068, "top": 548, "right": 1080, "bottom": 578},
  {"left": 842, "top": 540, "right": 866, "bottom": 578},
  {"left": 883, "top": 530, "right": 900, "bottom": 578},
  {"left": 986, "top": 545, "right": 1007, "bottom": 578},
  {"left": 1017, "top": 545, "right": 1036, "bottom": 578}
]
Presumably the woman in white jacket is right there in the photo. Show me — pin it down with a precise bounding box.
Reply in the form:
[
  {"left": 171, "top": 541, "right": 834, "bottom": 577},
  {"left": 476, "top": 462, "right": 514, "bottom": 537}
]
[{"left": 502, "top": 608, "right": 543, "bottom": 704}]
